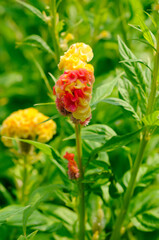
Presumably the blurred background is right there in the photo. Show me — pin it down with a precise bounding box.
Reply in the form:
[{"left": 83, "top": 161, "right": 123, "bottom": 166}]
[{"left": 0, "top": 0, "right": 159, "bottom": 239}]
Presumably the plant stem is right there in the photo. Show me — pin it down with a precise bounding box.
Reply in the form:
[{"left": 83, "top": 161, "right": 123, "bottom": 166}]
[
  {"left": 50, "top": 0, "right": 60, "bottom": 63},
  {"left": 75, "top": 124, "right": 85, "bottom": 240},
  {"left": 110, "top": 132, "right": 148, "bottom": 240},
  {"left": 22, "top": 155, "right": 27, "bottom": 205},
  {"left": 110, "top": 31, "right": 159, "bottom": 240},
  {"left": 146, "top": 31, "right": 159, "bottom": 115}
]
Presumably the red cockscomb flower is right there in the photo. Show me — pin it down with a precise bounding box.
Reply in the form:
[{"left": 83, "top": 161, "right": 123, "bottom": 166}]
[
  {"left": 53, "top": 43, "right": 95, "bottom": 126},
  {"left": 63, "top": 152, "right": 80, "bottom": 180}
]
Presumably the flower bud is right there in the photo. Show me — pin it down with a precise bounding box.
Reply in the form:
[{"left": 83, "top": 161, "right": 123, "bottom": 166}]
[{"left": 63, "top": 152, "right": 79, "bottom": 180}]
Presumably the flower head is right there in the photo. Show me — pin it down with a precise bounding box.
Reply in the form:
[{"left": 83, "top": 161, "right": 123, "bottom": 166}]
[
  {"left": 58, "top": 43, "right": 94, "bottom": 72},
  {"left": 54, "top": 43, "right": 95, "bottom": 125},
  {"left": 63, "top": 152, "right": 79, "bottom": 180},
  {"left": 1, "top": 108, "right": 56, "bottom": 150}
]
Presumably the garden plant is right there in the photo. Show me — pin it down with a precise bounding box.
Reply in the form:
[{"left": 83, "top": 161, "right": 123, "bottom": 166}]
[{"left": 0, "top": 0, "right": 159, "bottom": 240}]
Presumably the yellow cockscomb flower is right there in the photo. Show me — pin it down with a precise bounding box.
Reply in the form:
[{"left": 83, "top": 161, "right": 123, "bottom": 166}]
[
  {"left": 1, "top": 108, "right": 56, "bottom": 148},
  {"left": 58, "top": 43, "right": 94, "bottom": 72}
]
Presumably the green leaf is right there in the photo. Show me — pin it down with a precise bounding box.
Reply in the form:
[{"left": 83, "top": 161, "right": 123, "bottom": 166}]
[
  {"left": 0, "top": 183, "right": 14, "bottom": 204},
  {"left": 39, "top": 204, "right": 77, "bottom": 227},
  {"left": 123, "top": 163, "right": 159, "bottom": 188},
  {"left": 118, "top": 36, "right": 147, "bottom": 92},
  {"left": 120, "top": 59, "right": 152, "bottom": 72},
  {"left": 131, "top": 38, "right": 157, "bottom": 51},
  {"left": 118, "top": 78, "right": 139, "bottom": 114},
  {"left": 128, "top": 0, "right": 144, "bottom": 24},
  {"left": 0, "top": 72, "right": 23, "bottom": 87},
  {"left": 34, "top": 102, "right": 55, "bottom": 106},
  {"left": 91, "top": 74, "right": 118, "bottom": 106},
  {"left": 64, "top": 124, "right": 116, "bottom": 143},
  {"left": 23, "top": 184, "right": 64, "bottom": 235},
  {"left": 102, "top": 98, "right": 140, "bottom": 121},
  {"left": 142, "top": 111, "right": 159, "bottom": 126},
  {"left": 17, "top": 236, "right": 27, "bottom": 240},
  {"left": 16, "top": 0, "right": 46, "bottom": 22},
  {"left": 109, "top": 182, "right": 124, "bottom": 198},
  {"left": 0, "top": 205, "right": 28, "bottom": 224},
  {"left": 31, "top": 56, "right": 53, "bottom": 96},
  {"left": 84, "top": 169, "right": 110, "bottom": 184},
  {"left": 137, "top": 14, "right": 155, "bottom": 47},
  {"left": 48, "top": 72, "right": 57, "bottom": 84},
  {"left": 127, "top": 186, "right": 159, "bottom": 231},
  {"left": 17, "top": 231, "right": 38, "bottom": 240},
  {"left": 21, "top": 35, "right": 55, "bottom": 58},
  {"left": 57, "top": 20, "right": 65, "bottom": 33},
  {"left": 89, "top": 129, "right": 142, "bottom": 163},
  {"left": 27, "top": 230, "right": 38, "bottom": 239},
  {"left": 37, "top": 115, "right": 59, "bottom": 124},
  {"left": 5, "top": 137, "right": 66, "bottom": 177},
  {"left": 144, "top": 11, "right": 157, "bottom": 28}
]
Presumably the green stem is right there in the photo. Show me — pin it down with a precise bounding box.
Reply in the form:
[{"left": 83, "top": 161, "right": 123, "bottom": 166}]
[
  {"left": 75, "top": 124, "right": 85, "bottom": 240},
  {"left": 146, "top": 31, "right": 159, "bottom": 115},
  {"left": 50, "top": 0, "right": 60, "bottom": 63},
  {"left": 22, "top": 155, "right": 27, "bottom": 206},
  {"left": 110, "top": 31, "right": 159, "bottom": 240},
  {"left": 110, "top": 133, "right": 148, "bottom": 240}
]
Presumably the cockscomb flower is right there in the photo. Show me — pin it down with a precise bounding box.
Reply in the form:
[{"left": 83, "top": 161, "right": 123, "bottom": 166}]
[
  {"left": 63, "top": 152, "right": 80, "bottom": 180},
  {"left": 53, "top": 43, "right": 95, "bottom": 126},
  {"left": 58, "top": 43, "right": 94, "bottom": 72},
  {"left": 1, "top": 108, "right": 56, "bottom": 153}
]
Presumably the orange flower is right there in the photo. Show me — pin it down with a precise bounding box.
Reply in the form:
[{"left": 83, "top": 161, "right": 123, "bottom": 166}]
[
  {"left": 54, "top": 43, "right": 95, "bottom": 125},
  {"left": 63, "top": 152, "right": 79, "bottom": 180},
  {"left": 1, "top": 108, "right": 56, "bottom": 148},
  {"left": 53, "top": 68, "right": 94, "bottom": 125}
]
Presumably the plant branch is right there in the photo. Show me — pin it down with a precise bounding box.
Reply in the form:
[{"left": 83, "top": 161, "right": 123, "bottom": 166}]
[
  {"left": 50, "top": 0, "right": 60, "bottom": 63},
  {"left": 110, "top": 31, "right": 159, "bottom": 240},
  {"left": 22, "top": 155, "right": 28, "bottom": 206}
]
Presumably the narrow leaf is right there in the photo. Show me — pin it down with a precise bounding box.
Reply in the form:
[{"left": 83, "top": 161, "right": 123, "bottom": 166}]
[
  {"left": 22, "top": 35, "right": 56, "bottom": 58},
  {"left": 16, "top": 0, "right": 46, "bottom": 22},
  {"left": 137, "top": 14, "right": 155, "bottom": 47},
  {"left": 120, "top": 59, "right": 152, "bottom": 72},
  {"left": 64, "top": 124, "right": 116, "bottom": 143},
  {"left": 142, "top": 111, "right": 159, "bottom": 126},
  {"left": 102, "top": 98, "right": 140, "bottom": 121},
  {"left": 118, "top": 36, "right": 147, "bottom": 92},
  {"left": 127, "top": 186, "right": 159, "bottom": 231},
  {"left": 48, "top": 72, "right": 57, "bottom": 84},
  {"left": 23, "top": 185, "right": 64, "bottom": 235},
  {"left": 118, "top": 78, "right": 139, "bottom": 114},
  {"left": 4, "top": 137, "right": 66, "bottom": 176},
  {"left": 89, "top": 129, "right": 142, "bottom": 163},
  {"left": 91, "top": 74, "right": 119, "bottom": 106},
  {"left": 0, "top": 205, "right": 28, "bottom": 224},
  {"left": 37, "top": 115, "right": 59, "bottom": 124},
  {"left": 17, "top": 236, "right": 26, "bottom": 240},
  {"left": 34, "top": 102, "right": 55, "bottom": 106},
  {"left": 27, "top": 231, "right": 38, "bottom": 240},
  {"left": 132, "top": 38, "right": 157, "bottom": 51},
  {"left": 32, "top": 57, "right": 53, "bottom": 96}
]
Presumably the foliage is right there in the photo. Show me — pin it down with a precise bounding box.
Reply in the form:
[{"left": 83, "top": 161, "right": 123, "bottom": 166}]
[{"left": 0, "top": 0, "right": 159, "bottom": 240}]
